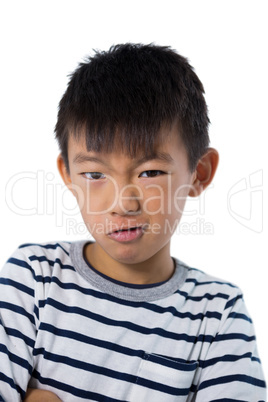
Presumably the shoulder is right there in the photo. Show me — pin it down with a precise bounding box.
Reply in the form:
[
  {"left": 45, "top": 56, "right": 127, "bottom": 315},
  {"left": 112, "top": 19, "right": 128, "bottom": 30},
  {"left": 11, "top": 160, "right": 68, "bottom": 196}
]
[
  {"left": 177, "top": 258, "right": 240, "bottom": 292},
  {"left": 175, "top": 258, "right": 243, "bottom": 311},
  {"left": 18, "top": 241, "right": 72, "bottom": 260},
  {"left": 2, "top": 241, "right": 74, "bottom": 279}
]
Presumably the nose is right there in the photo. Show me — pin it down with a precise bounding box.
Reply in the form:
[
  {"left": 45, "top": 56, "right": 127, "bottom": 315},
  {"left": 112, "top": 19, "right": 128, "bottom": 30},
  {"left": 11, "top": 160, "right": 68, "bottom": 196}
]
[{"left": 111, "top": 183, "right": 142, "bottom": 216}]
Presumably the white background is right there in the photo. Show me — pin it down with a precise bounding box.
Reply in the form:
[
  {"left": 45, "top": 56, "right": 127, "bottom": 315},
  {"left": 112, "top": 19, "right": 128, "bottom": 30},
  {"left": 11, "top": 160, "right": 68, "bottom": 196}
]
[{"left": 1, "top": 0, "right": 267, "bottom": 377}]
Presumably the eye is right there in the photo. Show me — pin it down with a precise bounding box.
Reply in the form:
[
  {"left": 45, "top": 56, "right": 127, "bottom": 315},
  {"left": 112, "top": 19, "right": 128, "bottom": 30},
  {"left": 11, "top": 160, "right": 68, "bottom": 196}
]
[
  {"left": 139, "top": 170, "right": 165, "bottom": 178},
  {"left": 83, "top": 172, "right": 106, "bottom": 180}
]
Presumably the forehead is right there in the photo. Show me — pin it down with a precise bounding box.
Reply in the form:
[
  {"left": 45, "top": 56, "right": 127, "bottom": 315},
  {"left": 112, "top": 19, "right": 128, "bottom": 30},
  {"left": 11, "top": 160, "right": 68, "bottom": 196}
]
[
  {"left": 68, "top": 121, "right": 184, "bottom": 158},
  {"left": 68, "top": 125, "right": 189, "bottom": 169}
]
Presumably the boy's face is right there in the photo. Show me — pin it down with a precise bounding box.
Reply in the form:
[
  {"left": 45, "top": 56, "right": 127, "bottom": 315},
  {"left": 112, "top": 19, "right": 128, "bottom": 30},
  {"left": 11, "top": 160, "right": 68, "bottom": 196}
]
[{"left": 58, "top": 124, "right": 213, "bottom": 274}]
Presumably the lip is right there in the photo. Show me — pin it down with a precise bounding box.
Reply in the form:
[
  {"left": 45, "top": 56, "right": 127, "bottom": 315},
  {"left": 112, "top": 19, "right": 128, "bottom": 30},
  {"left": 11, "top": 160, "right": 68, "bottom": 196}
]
[{"left": 108, "top": 226, "right": 145, "bottom": 243}]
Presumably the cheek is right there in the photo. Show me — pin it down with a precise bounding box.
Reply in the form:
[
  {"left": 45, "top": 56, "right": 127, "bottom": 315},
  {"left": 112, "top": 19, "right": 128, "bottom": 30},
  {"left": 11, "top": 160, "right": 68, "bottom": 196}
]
[
  {"left": 74, "top": 182, "right": 118, "bottom": 215},
  {"left": 142, "top": 178, "right": 191, "bottom": 217},
  {"left": 142, "top": 176, "right": 173, "bottom": 215},
  {"left": 149, "top": 180, "right": 191, "bottom": 237},
  {"left": 171, "top": 178, "right": 193, "bottom": 215},
  {"left": 142, "top": 186, "right": 165, "bottom": 215}
]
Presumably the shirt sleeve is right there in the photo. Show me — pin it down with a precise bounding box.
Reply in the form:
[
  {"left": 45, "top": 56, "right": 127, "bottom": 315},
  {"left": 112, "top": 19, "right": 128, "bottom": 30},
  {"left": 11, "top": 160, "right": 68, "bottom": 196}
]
[
  {"left": 194, "top": 287, "right": 266, "bottom": 402},
  {"left": 0, "top": 248, "right": 38, "bottom": 401}
]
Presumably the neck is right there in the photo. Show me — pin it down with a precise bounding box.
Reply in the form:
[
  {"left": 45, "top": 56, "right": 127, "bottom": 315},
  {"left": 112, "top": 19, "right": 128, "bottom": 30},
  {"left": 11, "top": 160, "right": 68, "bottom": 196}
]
[{"left": 85, "top": 242, "right": 174, "bottom": 285}]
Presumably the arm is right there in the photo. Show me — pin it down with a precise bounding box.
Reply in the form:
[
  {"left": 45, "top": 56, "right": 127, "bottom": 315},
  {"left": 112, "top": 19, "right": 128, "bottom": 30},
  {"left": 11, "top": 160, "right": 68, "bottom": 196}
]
[
  {"left": 0, "top": 249, "right": 37, "bottom": 400},
  {"left": 24, "top": 389, "right": 61, "bottom": 401},
  {"left": 195, "top": 289, "right": 266, "bottom": 401}
]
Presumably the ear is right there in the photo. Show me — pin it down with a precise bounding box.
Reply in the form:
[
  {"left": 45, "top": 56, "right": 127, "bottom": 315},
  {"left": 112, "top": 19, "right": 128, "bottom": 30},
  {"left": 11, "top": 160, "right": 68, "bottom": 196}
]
[
  {"left": 57, "top": 155, "right": 83, "bottom": 204},
  {"left": 189, "top": 148, "right": 219, "bottom": 197},
  {"left": 57, "top": 154, "right": 73, "bottom": 190}
]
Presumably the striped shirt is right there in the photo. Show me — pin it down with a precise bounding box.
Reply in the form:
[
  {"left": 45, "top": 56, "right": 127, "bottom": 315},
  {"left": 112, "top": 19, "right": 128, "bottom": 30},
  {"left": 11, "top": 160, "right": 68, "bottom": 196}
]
[{"left": 0, "top": 241, "right": 266, "bottom": 401}]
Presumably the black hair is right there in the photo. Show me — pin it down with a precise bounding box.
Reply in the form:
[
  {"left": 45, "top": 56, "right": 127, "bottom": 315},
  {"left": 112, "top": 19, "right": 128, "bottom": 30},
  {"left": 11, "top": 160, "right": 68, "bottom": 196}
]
[{"left": 55, "top": 43, "right": 210, "bottom": 172}]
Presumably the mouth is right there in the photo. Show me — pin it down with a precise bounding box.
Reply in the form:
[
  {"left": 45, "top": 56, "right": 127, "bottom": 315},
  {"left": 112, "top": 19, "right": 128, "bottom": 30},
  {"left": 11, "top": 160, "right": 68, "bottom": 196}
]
[{"left": 108, "top": 226, "right": 145, "bottom": 242}]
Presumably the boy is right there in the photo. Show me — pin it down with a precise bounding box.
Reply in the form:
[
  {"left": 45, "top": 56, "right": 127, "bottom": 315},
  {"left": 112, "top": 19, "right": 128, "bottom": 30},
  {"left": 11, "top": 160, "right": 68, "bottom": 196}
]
[{"left": 0, "top": 43, "right": 266, "bottom": 401}]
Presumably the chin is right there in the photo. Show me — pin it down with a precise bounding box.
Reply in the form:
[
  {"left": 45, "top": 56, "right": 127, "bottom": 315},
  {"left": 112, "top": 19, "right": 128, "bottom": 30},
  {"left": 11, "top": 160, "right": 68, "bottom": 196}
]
[{"left": 107, "top": 245, "right": 150, "bottom": 266}]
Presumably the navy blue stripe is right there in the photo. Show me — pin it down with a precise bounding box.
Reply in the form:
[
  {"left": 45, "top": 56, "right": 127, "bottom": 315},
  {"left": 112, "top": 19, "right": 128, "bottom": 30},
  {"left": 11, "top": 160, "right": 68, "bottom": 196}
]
[
  {"left": 177, "top": 289, "right": 229, "bottom": 302},
  {"left": 252, "top": 356, "right": 262, "bottom": 363},
  {"left": 215, "top": 333, "right": 256, "bottom": 342},
  {"left": 7, "top": 257, "right": 31, "bottom": 270},
  {"left": 186, "top": 292, "right": 229, "bottom": 302},
  {"left": 6, "top": 257, "right": 37, "bottom": 281},
  {"left": 186, "top": 278, "right": 237, "bottom": 289},
  {"left": 37, "top": 325, "right": 261, "bottom": 373},
  {"left": 32, "top": 369, "right": 128, "bottom": 401},
  {"left": 36, "top": 323, "right": 144, "bottom": 358},
  {"left": 35, "top": 275, "right": 52, "bottom": 284},
  {"left": 0, "top": 344, "right": 33, "bottom": 374},
  {"left": 45, "top": 298, "right": 214, "bottom": 344},
  {"left": 0, "top": 372, "right": 25, "bottom": 399},
  {"left": 0, "top": 301, "right": 35, "bottom": 325},
  {"left": 225, "top": 294, "right": 243, "bottom": 310},
  {"left": 228, "top": 311, "right": 252, "bottom": 323},
  {"left": 39, "top": 299, "right": 46, "bottom": 308},
  {"left": 29, "top": 255, "right": 75, "bottom": 271},
  {"left": 3, "top": 326, "right": 35, "bottom": 348},
  {"left": 136, "top": 375, "right": 190, "bottom": 395},
  {"left": 19, "top": 242, "right": 70, "bottom": 256},
  {"left": 184, "top": 266, "right": 201, "bottom": 272},
  {"left": 43, "top": 299, "right": 252, "bottom": 347},
  {"left": 32, "top": 349, "right": 191, "bottom": 396},
  {"left": 33, "top": 348, "right": 145, "bottom": 388},
  {"left": 0, "top": 278, "right": 34, "bottom": 297},
  {"left": 210, "top": 399, "right": 248, "bottom": 402},
  {"left": 49, "top": 276, "right": 222, "bottom": 321},
  {"left": 198, "top": 374, "right": 266, "bottom": 390},
  {"left": 34, "top": 347, "right": 135, "bottom": 380},
  {"left": 34, "top": 304, "right": 39, "bottom": 320},
  {"left": 199, "top": 352, "right": 261, "bottom": 369},
  {"left": 7, "top": 257, "right": 33, "bottom": 272},
  {"left": 36, "top": 323, "right": 198, "bottom": 368}
]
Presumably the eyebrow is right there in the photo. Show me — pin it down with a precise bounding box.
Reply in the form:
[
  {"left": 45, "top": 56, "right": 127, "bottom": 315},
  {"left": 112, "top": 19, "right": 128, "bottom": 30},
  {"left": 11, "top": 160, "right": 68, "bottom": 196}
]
[
  {"left": 73, "top": 151, "right": 174, "bottom": 166},
  {"left": 73, "top": 153, "right": 108, "bottom": 165},
  {"left": 135, "top": 152, "right": 174, "bottom": 166}
]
